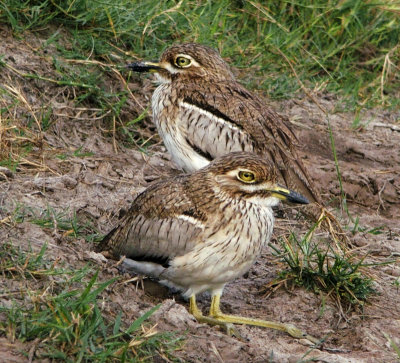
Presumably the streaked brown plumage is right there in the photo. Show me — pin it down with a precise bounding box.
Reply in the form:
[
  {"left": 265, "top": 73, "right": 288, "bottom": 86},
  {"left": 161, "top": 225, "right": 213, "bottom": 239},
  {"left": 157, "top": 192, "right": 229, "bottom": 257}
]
[
  {"left": 97, "top": 152, "right": 316, "bottom": 341},
  {"left": 128, "top": 43, "right": 320, "bottom": 204}
]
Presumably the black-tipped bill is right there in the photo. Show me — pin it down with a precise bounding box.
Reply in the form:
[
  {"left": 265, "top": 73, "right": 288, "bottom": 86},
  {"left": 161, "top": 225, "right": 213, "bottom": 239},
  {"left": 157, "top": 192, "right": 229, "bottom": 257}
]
[
  {"left": 270, "top": 186, "right": 309, "bottom": 205},
  {"left": 127, "top": 61, "right": 161, "bottom": 73}
]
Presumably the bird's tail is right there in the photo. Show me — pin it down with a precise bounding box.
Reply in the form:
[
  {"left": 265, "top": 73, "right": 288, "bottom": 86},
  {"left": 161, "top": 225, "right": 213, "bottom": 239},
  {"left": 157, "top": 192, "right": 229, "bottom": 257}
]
[
  {"left": 277, "top": 150, "right": 350, "bottom": 247},
  {"left": 96, "top": 225, "right": 121, "bottom": 258},
  {"left": 268, "top": 144, "right": 320, "bottom": 204},
  {"left": 119, "top": 258, "right": 165, "bottom": 279}
]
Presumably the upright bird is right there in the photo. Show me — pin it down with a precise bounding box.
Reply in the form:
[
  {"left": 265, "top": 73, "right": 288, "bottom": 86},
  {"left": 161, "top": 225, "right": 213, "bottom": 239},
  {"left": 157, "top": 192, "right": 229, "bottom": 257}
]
[
  {"left": 97, "top": 152, "right": 316, "bottom": 342},
  {"left": 128, "top": 43, "right": 320, "bottom": 204}
]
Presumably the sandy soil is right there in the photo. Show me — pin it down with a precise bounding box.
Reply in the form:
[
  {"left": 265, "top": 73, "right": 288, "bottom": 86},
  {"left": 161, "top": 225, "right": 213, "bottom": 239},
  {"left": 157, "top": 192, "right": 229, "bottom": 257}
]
[{"left": 1, "top": 25, "right": 399, "bottom": 362}]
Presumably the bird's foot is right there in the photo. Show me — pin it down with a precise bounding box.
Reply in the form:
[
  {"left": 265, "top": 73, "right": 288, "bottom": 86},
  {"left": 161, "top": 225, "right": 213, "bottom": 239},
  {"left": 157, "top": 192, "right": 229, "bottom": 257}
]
[
  {"left": 209, "top": 295, "right": 319, "bottom": 344},
  {"left": 190, "top": 295, "right": 319, "bottom": 344},
  {"left": 195, "top": 315, "right": 243, "bottom": 339},
  {"left": 210, "top": 311, "right": 319, "bottom": 344},
  {"left": 280, "top": 323, "right": 320, "bottom": 345},
  {"left": 189, "top": 296, "right": 243, "bottom": 339}
]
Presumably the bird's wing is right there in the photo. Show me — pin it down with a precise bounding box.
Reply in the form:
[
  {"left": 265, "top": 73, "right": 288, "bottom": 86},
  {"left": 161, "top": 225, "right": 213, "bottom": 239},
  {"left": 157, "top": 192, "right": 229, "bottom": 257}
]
[
  {"left": 178, "top": 80, "right": 320, "bottom": 203},
  {"left": 96, "top": 176, "right": 206, "bottom": 263}
]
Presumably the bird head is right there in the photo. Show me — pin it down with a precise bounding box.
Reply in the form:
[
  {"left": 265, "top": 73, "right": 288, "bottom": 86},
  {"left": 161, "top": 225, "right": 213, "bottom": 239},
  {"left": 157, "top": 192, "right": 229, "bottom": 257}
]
[
  {"left": 199, "top": 152, "right": 310, "bottom": 208},
  {"left": 128, "top": 43, "right": 235, "bottom": 83}
]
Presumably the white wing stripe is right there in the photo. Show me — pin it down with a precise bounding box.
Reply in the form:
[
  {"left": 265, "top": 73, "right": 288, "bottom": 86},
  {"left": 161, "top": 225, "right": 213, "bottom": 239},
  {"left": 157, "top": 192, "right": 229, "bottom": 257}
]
[
  {"left": 177, "top": 214, "right": 205, "bottom": 229},
  {"left": 180, "top": 101, "right": 242, "bottom": 132}
]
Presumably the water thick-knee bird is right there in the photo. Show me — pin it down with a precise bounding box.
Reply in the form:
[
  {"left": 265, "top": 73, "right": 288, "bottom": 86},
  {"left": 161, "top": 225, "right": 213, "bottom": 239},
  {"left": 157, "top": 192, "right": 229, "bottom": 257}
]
[
  {"left": 128, "top": 42, "right": 319, "bottom": 203},
  {"left": 97, "top": 152, "right": 317, "bottom": 342}
]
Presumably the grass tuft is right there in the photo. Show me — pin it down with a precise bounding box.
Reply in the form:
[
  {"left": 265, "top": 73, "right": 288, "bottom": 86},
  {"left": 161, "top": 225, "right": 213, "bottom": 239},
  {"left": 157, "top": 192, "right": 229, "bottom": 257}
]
[
  {"left": 0, "top": 242, "right": 60, "bottom": 279},
  {"left": 0, "top": 244, "right": 183, "bottom": 361},
  {"left": 9, "top": 204, "right": 103, "bottom": 243},
  {"left": 268, "top": 231, "right": 375, "bottom": 310}
]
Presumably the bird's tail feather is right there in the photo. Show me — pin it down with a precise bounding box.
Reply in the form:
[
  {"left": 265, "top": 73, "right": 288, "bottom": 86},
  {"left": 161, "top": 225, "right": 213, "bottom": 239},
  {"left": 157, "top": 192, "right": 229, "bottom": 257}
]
[
  {"left": 120, "top": 258, "right": 165, "bottom": 279},
  {"left": 268, "top": 147, "right": 320, "bottom": 204},
  {"left": 277, "top": 150, "right": 350, "bottom": 246},
  {"left": 96, "top": 225, "right": 120, "bottom": 257}
]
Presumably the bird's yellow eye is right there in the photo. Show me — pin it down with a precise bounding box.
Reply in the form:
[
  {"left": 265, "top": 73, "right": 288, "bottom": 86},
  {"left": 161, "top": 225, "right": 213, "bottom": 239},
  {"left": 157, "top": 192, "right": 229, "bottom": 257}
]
[
  {"left": 175, "top": 56, "right": 191, "bottom": 68},
  {"left": 238, "top": 171, "right": 256, "bottom": 183}
]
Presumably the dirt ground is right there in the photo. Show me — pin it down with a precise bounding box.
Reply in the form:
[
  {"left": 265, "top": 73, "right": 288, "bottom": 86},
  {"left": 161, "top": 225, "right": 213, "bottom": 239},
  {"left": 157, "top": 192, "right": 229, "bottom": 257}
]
[{"left": 1, "top": 26, "right": 400, "bottom": 362}]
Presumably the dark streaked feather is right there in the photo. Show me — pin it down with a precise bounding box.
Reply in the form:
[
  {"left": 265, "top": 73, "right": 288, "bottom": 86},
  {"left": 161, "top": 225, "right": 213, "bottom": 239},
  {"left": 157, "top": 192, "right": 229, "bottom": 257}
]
[
  {"left": 96, "top": 175, "right": 206, "bottom": 261},
  {"left": 177, "top": 80, "right": 321, "bottom": 203}
]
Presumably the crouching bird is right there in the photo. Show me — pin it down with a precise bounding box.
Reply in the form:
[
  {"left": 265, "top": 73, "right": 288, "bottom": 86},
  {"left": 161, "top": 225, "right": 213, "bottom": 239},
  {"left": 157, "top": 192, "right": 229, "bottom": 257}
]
[
  {"left": 96, "top": 152, "right": 317, "bottom": 342},
  {"left": 128, "top": 43, "right": 318, "bottom": 203}
]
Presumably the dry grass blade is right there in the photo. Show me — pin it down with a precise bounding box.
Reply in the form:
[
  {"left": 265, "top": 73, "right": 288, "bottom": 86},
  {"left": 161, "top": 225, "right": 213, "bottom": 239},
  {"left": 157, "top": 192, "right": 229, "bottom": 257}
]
[{"left": 3, "top": 84, "right": 42, "bottom": 133}]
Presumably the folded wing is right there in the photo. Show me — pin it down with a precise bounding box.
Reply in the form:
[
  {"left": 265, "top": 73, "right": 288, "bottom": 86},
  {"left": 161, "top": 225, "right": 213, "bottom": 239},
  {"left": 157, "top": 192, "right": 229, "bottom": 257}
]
[{"left": 177, "top": 80, "right": 320, "bottom": 203}]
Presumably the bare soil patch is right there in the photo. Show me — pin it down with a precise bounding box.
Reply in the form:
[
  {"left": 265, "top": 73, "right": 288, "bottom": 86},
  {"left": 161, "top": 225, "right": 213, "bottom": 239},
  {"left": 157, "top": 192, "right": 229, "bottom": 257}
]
[{"left": 1, "top": 26, "right": 399, "bottom": 362}]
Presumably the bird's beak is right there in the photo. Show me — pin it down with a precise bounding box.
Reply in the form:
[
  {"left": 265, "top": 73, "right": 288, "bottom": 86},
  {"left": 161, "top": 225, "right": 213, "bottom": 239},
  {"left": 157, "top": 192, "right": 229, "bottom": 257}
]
[
  {"left": 270, "top": 185, "right": 309, "bottom": 205},
  {"left": 127, "top": 61, "right": 162, "bottom": 73}
]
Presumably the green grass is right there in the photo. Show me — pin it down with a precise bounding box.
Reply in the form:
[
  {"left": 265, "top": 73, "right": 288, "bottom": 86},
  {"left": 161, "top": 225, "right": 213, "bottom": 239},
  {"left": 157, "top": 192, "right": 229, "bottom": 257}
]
[
  {"left": 269, "top": 230, "right": 376, "bottom": 309},
  {"left": 56, "top": 146, "right": 95, "bottom": 160},
  {"left": 0, "top": 241, "right": 61, "bottom": 279},
  {"left": 11, "top": 204, "right": 103, "bottom": 243},
  {"left": 0, "top": 243, "right": 182, "bottom": 361},
  {"left": 1, "top": 0, "right": 399, "bottom": 109}
]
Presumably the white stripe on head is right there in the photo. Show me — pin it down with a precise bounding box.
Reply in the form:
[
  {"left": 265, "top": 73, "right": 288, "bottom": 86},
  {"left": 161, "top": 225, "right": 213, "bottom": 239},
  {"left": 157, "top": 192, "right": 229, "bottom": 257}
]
[
  {"left": 154, "top": 73, "right": 171, "bottom": 84},
  {"left": 164, "top": 63, "right": 179, "bottom": 74}
]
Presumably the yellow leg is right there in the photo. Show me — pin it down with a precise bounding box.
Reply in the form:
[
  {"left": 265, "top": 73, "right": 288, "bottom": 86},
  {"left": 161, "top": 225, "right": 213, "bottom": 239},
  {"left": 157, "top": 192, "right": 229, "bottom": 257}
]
[
  {"left": 189, "top": 295, "right": 203, "bottom": 317},
  {"left": 209, "top": 294, "right": 319, "bottom": 344},
  {"left": 189, "top": 296, "right": 240, "bottom": 337}
]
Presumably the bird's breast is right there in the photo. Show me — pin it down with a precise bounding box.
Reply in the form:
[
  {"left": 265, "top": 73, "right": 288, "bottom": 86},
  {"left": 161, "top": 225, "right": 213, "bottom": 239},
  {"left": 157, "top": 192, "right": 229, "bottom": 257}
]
[
  {"left": 152, "top": 84, "right": 173, "bottom": 126},
  {"left": 168, "top": 200, "right": 274, "bottom": 290},
  {"left": 152, "top": 84, "right": 210, "bottom": 172}
]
